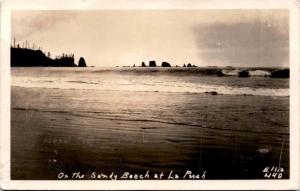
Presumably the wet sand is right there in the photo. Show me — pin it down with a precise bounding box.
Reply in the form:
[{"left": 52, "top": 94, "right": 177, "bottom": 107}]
[{"left": 11, "top": 86, "right": 289, "bottom": 179}]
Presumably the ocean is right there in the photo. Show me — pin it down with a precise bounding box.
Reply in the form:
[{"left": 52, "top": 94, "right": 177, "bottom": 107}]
[
  {"left": 11, "top": 67, "right": 289, "bottom": 96},
  {"left": 11, "top": 67, "right": 289, "bottom": 180}
]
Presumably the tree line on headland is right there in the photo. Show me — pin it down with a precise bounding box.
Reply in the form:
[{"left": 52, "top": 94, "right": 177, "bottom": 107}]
[{"left": 11, "top": 39, "right": 86, "bottom": 67}]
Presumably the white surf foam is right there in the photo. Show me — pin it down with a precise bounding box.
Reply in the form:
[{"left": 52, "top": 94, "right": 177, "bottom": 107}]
[{"left": 12, "top": 76, "right": 289, "bottom": 97}]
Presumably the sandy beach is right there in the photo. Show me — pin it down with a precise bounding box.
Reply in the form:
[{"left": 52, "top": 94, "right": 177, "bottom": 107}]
[{"left": 11, "top": 85, "right": 289, "bottom": 180}]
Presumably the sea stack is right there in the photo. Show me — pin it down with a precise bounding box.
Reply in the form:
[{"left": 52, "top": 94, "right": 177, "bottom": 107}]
[
  {"left": 149, "top": 61, "right": 156, "bottom": 67},
  {"left": 78, "top": 57, "right": 87, "bottom": 67},
  {"left": 141, "top": 62, "right": 146, "bottom": 67},
  {"left": 270, "top": 69, "right": 289, "bottom": 78},
  {"left": 238, "top": 70, "right": 249, "bottom": 77},
  {"left": 161, "top": 62, "right": 171, "bottom": 67}
]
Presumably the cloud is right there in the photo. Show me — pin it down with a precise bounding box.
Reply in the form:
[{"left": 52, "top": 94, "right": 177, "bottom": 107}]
[
  {"left": 193, "top": 11, "right": 289, "bottom": 67},
  {"left": 12, "top": 11, "right": 77, "bottom": 41},
  {"left": 11, "top": 10, "right": 289, "bottom": 67}
]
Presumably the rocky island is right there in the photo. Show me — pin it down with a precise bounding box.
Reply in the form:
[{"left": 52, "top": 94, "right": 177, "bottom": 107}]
[{"left": 11, "top": 47, "right": 87, "bottom": 67}]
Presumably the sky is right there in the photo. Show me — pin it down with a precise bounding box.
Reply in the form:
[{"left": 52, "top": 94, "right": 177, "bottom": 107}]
[{"left": 12, "top": 10, "right": 289, "bottom": 67}]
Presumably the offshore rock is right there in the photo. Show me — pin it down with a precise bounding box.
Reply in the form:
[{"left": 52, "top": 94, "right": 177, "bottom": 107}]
[
  {"left": 149, "top": 61, "right": 156, "bottom": 67},
  {"left": 238, "top": 70, "right": 249, "bottom": 77},
  {"left": 270, "top": 69, "right": 289, "bottom": 78},
  {"left": 161, "top": 62, "right": 171, "bottom": 67},
  {"left": 78, "top": 57, "right": 87, "bottom": 67}
]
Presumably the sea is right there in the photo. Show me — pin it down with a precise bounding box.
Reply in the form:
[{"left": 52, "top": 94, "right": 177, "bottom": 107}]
[
  {"left": 11, "top": 67, "right": 289, "bottom": 97},
  {"left": 11, "top": 67, "right": 289, "bottom": 180}
]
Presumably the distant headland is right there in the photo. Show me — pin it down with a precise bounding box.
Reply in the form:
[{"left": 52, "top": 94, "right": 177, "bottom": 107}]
[{"left": 11, "top": 39, "right": 86, "bottom": 67}]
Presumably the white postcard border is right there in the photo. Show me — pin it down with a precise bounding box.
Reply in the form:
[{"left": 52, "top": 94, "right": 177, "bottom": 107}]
[{"left": 0, "top": 0, "right": 299, "bottom": 190}]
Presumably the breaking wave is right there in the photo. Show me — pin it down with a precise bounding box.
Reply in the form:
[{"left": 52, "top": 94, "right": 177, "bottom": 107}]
[
  {"left": 86, "top": 67, "right": 279, "bottom": 77},
  {"left": 12, "top": 76, "right": 289, "bottom": 97}
]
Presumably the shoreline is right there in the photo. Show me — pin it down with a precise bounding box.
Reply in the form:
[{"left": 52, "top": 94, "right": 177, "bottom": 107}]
[{"left": 11, "top": 86, "right": 289, "bottom": 179}]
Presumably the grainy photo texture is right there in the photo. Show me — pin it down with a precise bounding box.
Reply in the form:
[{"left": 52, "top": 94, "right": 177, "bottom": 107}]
[{"left": 11, "top": 10, "right": 289, "bottom": 180}]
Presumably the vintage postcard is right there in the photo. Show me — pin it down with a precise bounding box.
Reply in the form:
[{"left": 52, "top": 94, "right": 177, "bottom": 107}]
[{"left": 0, "top": 0, "right": 299, "bottom": 190}]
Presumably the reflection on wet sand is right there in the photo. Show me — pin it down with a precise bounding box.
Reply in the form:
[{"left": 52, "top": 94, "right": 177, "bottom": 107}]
[{"left": 11, "top": 86, "right": 289, "bottom": 179}]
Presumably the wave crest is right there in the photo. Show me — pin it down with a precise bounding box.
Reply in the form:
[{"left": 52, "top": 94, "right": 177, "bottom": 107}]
[{"left": 12, "top": 76, "right": 289, "bottom": 97}]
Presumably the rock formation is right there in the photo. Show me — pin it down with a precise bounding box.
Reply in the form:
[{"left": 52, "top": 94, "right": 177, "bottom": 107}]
[
  {"left": 11, "top": 47, "right": 78, "bottom": 67},
  {"left": 141, "top": 62, "right": 146, "bottom": 67},
  {"left": 270, "top": 69, "right": 289, "bottom": 78},
  {"left": 78, "top": 57, "right": 87, "bottom": 67},
  {"left": 238, "top": 70, "right": 250, "bottom": 77},
  {"left": 161, "top": 62, "right": 171, "bottom": 67},
  {"left": 149, "top": 61, "right": 156, "bottom": 67},
  {"left": 206, "top": 91, "right": 218, "bottom": 95}
]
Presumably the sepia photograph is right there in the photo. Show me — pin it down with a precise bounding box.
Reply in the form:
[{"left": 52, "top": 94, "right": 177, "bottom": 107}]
[
  {"left": 10, "top": 9, "right": 290, "bottom": 180},
  {"left": 1, "top": 0, "right": 300, "bottom": 190}
]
